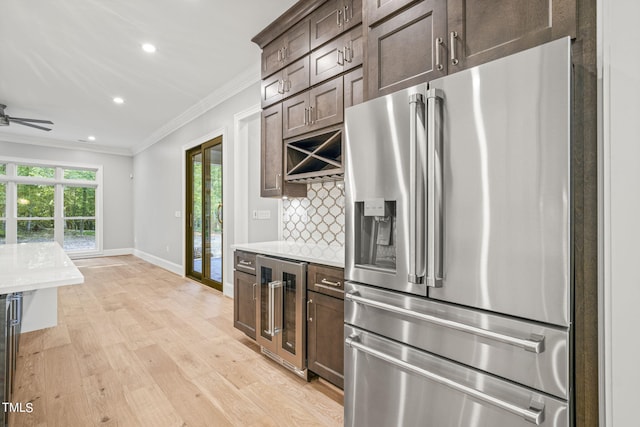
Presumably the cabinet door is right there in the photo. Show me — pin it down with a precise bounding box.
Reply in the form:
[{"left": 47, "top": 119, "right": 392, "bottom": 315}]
[
  {"left": 447, "top": 0, "right": 576, "bottom": 72},
  {"left": 233, "top": 271, "right": 256, "bottom": 339},
  {"left": 277, "top": 261, "right": 307, "bottom": 370},
  {"left": 261, "top": 33, "right": 286, "bottom": 79},
  {"left": 284, "top": 18, "right": 311, "bottom": 65},
  {"left": 309, "top": 77, "right": 344, "bottom": 133},
  {"left": 282, "top": 92, "right": 310, "bottom": 139},
  {"left": 367, "top": 0, "right": 447, "bottom": 99},
  {"left": 310, "top": 0, "right": 363, "bottom": 50},
  {"left": 261, "top": 104, "right": 284, "bottom": 197},
  {"left": 261, "top": 18, "right": 310, "bottom": 79},
  {"left": 311, "top": 25, "right": 364, "bottom": 87},
  {"left": 262, "top": 56, "right": 311, "bottom": 109},
  {"left": 365, "top": 0, "right": 417, "bottom": 26},
  {"left": 307, "top": 291, "right": 345, "bottom": 389},
  {"left": 261, "top": 104, "right": 307, "bottom": 198},
  {"left": 344, "top": 67, "right": 364, "bottom": 109},
  {"left": 255, "top": 258, "right": 279, "bottom": 352}
]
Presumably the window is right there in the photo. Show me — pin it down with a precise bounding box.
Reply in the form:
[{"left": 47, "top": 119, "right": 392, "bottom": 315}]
[{"left": 0, "top": 159, "right": 102, "bottom": 254}]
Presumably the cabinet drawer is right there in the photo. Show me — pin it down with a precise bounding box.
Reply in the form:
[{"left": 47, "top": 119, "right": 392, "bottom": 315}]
[
  {"left": 234, "top": 251, "right": 257, "bottom": 275},
  {"left": 310, "top": 0, "right": 363, "bottom": 50},
  {"left": 308, "top": 264, "right": 344, "bottom": 299},
  {"left": 365, "top": 0, "right": 419, "bottom": 27},
  {"left": 261, "top": 18, "right": 311, "bottom": 79},
  {"left": 261, "top": 56, "right": 310, "bottom": 108},
  {"left": 310, "top": 25, "right": 363, "bottom": 87}
]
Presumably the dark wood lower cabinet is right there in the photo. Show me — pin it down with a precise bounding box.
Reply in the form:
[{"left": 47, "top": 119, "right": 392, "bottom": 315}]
[
  {"left": 233, "top": 270, "right": 257, "bottom": 339},
  {"left": 307, "top": 290, "right": 344, "bottom": 389}
]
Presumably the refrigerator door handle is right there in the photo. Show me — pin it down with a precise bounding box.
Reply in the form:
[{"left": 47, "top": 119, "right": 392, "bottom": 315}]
[
  {"left": 426, "top": 88, "right": 444, "bottom": 288},
  {"left": 408, "top": 93, "right": 426, "bottom": 285},
  {"left": 346, "top": 334, "right": 545, "bottom": 425},
  {"left": 345, "top": 290, "right": 545, "bottom": 353}
]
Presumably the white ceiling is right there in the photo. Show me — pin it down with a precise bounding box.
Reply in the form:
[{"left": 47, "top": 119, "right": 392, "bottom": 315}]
[{"left": 0, "top": 0, "right": 297, "bottom": 155}]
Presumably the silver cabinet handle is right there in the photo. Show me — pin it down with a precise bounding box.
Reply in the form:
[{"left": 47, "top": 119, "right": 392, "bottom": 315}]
[
  {"left": 426, "top": 89, "right": 444, "bottom": 288},
  {"left": 11, "top": 293, "right": 22, "bottom": 327},
  {"left": 345, "top": 334, "right": 545, "bottom": 425},
  {"left": 309, "top": 106, "right": 314, "bottom": 124},
  {"left": 277, "top": 79, "right": 285, "bottom": 94},
  {"left": 337, "top": 9, "right": 343, "bottom": 27},
  {"left": 435, "top": 37, "right": 444, "bottom": 71},
  {"left": 239, "top": 260, "right": 255, "bottom": 271},
  {"left": 320, "top": 278, "right": 342, "bottom": 287},
  {"left": 343, "top": 5, "right": 350, "bottom": 23},
  {"left": 307, "top": 299, "right": 313, "bottom": 322},
  {"left": 345, "top": 291, "right": 545, "bottom": 353},
  {"left": 252, "top": 283, "right": 256, "bottom": 301},
  {"left": 282, "top": 45, "right": 287, "bottom": 61},
  {"left": 275, "top": 173, "right": 281, "bottom": 190},
  {"left": 450, "top": 31, "right": 459, "bottom": 65},
  {"left": 277, "top": 48, "right": 282, "bottom": 62},
  {"left": 408, "top": 93, "right": 426, "bottom": 285},
  {"left": 303, "top": 107, "right": 308, "bottom": 125},
  {"left": 337, "top": 49, "right": 345, "bottom": 66},
  {"left": 239, "top": 260, "right": 253, "bottom": 265}
]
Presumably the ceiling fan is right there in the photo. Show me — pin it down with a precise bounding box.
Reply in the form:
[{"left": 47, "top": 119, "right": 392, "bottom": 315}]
[{"left": 0, "top": 104, "right": 53, "bottom": 131}]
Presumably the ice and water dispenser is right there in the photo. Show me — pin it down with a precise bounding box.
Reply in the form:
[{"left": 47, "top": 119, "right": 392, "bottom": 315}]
[{"left": 353, "top": 199, "right": 397, "bottom": 271}]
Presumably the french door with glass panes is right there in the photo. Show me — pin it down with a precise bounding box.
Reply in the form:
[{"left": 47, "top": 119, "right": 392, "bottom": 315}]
[{"left": 186, "top": 136, "right": 223, "bottom": 291}]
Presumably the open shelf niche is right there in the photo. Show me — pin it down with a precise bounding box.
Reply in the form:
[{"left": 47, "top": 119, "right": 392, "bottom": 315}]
[{"left": 285, "top": 124, "right": 343, "bottom": 182}]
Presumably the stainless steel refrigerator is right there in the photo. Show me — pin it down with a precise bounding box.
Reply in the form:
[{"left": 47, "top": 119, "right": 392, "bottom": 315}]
[{"left": 344, "top": 37, "right": 572, "bottom": 427}]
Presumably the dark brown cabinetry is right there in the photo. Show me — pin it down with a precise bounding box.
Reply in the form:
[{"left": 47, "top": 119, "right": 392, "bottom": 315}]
[
  {"left": 261, "top": 57, "right": 310, "bottom": 108},
  {"left": 233, "top": 251, "right": 257, "bottom": 339},
  {"left": 283, "top": 76, "right": 344, "bottom": 139},
  {"left": 310, "top": 25, "right": 363, "bottom": 86},
  {"left": 307, "top": 264, "right": 344, "bottom": 389},
  {"left": 254, "top": 0, "right": 365, "bottom": 191},
  {"left": 262, "top": 18, "right": 311, "bottom": 79},
  {"left": 344, "top": 67, "right": 364, "bottom": 108},
  {"left": 364, "top": 0, "right": 576, "bottom": 99},
  {"left": 310, "top": 0, "right": 363, "bottom": 49},
  {"left": 261, "top": 104, "right": 306, "bottom": 198},
  {"left": 447, "top": 0, "right": 576, "bottom": 71},
  {"left": 366, "top": 0, "right": 447, "bottom": 99}
]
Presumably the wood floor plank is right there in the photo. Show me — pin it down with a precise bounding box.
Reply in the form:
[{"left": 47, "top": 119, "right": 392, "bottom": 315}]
[{"left": 12, "top": 255, "right": 344, "bottom": 426}]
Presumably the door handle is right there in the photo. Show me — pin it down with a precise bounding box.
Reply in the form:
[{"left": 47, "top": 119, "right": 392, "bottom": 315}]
[
  {"left": 450, "top": 31, "right": 459, "bottom": 65},
  {"left": 268, "top": 280, "right": 283, "bottom": 336},
  {"left": 408, "top": 93, "right": 426, "bottom": 285},
  {"left": 435, "top": 37, "right": 444, "bottom": 71},
  {"left": 426, "top": 89, "right": 444, "bottom": 288},
  {"left": 216, "top": 203, "right": 223, "bottom": 225},
  {"left": 345, "top": 334, "right": 545, "bottom": 425},
  {"left": 345, "top": 291, "right": 545, "bottom": 353}
]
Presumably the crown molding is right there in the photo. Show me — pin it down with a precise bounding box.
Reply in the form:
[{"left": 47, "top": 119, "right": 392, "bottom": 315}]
[
  {"left": 0, "top": 132, "right": 133, "bottom": 156},
  {"left": 132, "top": 64, "right": 261, "bottom": 155}
]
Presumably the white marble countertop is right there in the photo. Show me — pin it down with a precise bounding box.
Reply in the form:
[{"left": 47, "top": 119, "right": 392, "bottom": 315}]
[
  {"left": 0, "top": 242, "right": 84, "bottom": 294},
  {"left": 232, "top": 241, "right": 345, "bottom": 268}
]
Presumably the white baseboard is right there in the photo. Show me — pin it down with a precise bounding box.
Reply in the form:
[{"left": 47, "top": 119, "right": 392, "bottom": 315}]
[
  {"left": 132, "top": 249, "right": 183, "bottom": 276},
  {"left": 68, "top": 247, "right": 134, "bottom": 260},
  {"left": 104, "top": 248, "right": 134, "bottom": 257}
]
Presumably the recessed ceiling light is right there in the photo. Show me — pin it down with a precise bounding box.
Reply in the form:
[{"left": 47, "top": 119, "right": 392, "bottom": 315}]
[
  {"left": 142, "top": 43, "right": 157, "bottom": 53},
  {"left": 88, "top": 136, "right": 96, "bottom": 141},
  {"left": 113, "top": 97, "right": 124, "bottom": 104}
]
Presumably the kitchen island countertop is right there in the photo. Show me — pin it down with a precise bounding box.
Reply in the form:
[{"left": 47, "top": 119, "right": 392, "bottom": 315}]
[
  {"left": 0, "top": 242, "right": 84, "bottom": 294},
  {"left": 232, "top": 241, "right": 344, "bottom": 268}
]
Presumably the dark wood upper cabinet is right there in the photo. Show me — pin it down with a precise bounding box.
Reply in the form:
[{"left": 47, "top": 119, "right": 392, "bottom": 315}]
[
  {"left": 365, "top": 0, "right": 419, "bottom": 26},
  {"left": 310, "top": 25, "right": 363, "bottom": 86},
  {"left": 261, "top": 18, "right": 311, "bottom": 79},
  {"left": 344, "top": 67, "right": 364, "bottom": 109},
  {"left": 367, "top": 0, "right": 447, "bottom": 99},
  {"left": 310, "top": 0, "right": 363, "bottom": 50},
  {"left": 447, "top": 0, "right": 576, "bottom": 71},
  {"left": 261, "top": 56, "right": 310, "bottom": 108},
  {"left": 283, "top": 76, "right": 344, "bottom": 139},
  {"left": 261, "top": 103, "right": 306, "bottom": 198}
]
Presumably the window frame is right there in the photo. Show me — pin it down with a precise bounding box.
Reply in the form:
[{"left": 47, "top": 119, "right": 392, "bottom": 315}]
[{"left": 0, "top": 157, "right": 103, "bottom": 256}]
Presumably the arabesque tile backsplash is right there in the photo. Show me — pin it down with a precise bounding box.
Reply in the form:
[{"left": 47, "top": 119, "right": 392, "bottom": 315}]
[{"left": 282, "top": 181, "right": 345, "bottom": 246}]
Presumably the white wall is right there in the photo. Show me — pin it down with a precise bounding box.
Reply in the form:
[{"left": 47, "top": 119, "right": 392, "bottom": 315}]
[
  {"left": 601, "top": 0, "right": 640, "bottom": 424},
  {"left": 133, "top": 82, "right": 278, "bottom": 295},
  {"left": 0, "top": 140, "right": 134, "bottom": 252}
]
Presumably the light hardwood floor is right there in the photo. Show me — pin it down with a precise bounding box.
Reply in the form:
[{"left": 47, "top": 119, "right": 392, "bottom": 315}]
[{"left": 10, "top": 256, "right": 344, "bottom": 427}]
